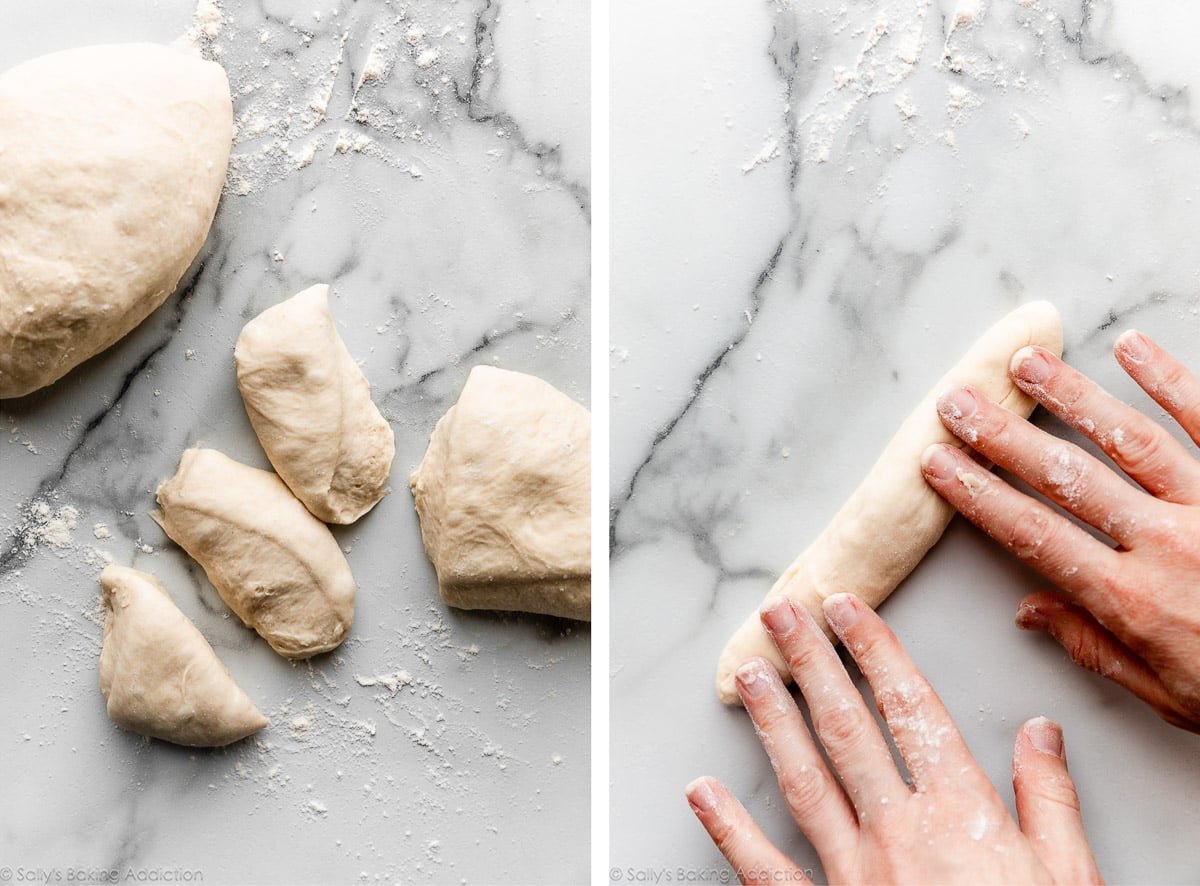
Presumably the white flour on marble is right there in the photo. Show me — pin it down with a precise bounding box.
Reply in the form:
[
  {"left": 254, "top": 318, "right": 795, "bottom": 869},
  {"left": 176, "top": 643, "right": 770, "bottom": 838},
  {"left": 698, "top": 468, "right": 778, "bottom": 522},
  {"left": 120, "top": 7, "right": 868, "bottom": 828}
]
[{"left": 181, "top": 0, "right": 477, "bottom": 195}]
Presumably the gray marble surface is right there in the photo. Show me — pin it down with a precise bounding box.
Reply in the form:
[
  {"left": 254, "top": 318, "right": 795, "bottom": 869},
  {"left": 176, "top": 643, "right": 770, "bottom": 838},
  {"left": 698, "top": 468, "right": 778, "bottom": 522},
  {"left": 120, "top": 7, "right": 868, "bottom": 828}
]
[
  {"left": 612, "top": 1, "right": 1198, "bottom": 883},
  {"left": 0, "top": 1, "right": 589, "bottom": 884}
]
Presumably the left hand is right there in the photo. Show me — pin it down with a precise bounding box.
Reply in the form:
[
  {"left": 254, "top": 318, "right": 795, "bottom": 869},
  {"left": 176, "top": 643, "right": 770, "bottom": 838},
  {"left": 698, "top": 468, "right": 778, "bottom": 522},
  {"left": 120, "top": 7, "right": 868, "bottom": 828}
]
[{"left": 687, "top": 594, "right": 1101, "bottom": 885}]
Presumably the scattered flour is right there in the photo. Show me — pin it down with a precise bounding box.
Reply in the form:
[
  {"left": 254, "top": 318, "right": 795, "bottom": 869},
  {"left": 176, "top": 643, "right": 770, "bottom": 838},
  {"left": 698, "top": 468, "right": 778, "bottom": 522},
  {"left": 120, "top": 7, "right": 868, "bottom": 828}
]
[{"left": 740, "top": 136, "right": 781, "bottom": 173}]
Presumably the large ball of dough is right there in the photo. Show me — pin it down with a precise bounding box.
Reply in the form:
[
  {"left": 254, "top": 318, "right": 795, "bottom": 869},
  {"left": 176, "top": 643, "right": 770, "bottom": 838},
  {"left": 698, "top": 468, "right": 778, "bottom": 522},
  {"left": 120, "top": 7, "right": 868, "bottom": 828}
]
[
  {"left": 410, "top": 366, "right": 591, "bottom": 621},
  {"left": 0, "top": 44, "right": 232, "bottom": 399}
]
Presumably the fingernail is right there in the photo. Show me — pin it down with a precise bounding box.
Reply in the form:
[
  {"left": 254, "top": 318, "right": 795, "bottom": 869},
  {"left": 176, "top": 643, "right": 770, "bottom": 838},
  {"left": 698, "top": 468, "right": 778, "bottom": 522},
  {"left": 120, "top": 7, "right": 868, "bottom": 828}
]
[
  {"left": 822, "top": 593, "right": 860, "bottom": 637},
  {"left": 735, "top": 659, "right": 770, "bottom": 700},
  {"left": 920, "top": 443, "right": 956, "bottom": 481},
  {"left": 685, "top": 777, "right": 716, "bottom": 813},
  {"left": 1116, "top": 329, "right": 1150, "bottom": 364},
  {"left": 937, "top": 386, "right": 979, "bottom": 423},
  {"left": 761, "top": 597, "right": 798, "bottom": 636},
  {"left": 1011, "top": 346, "right": 1051, "bottom": 386},
  {"left": 1015, "top": 601, "right": 1047, "bottom": 631},
  {"left": 1025, "top": 717, "right": 1064, "bottom": 758}
]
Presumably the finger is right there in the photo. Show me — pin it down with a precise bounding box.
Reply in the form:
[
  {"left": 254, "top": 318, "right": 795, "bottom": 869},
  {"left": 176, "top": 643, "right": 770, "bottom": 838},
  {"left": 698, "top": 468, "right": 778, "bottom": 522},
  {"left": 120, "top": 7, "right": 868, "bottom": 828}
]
[
  {"left": 922, "top": 443, "right": 1129, "bottom": 629},
  {"left": 760, "top": 598, "right": 909, "bottom": 814},
  {"left": 1116, "top": 329, "right": 1200, "bottom": 448},
  {"left": 1012, "top": 718, "right": 1103, "bottom": 885},
  {"left": 937, "top": 384, "right": 1153, "bottom": 546},
  {"left": 1010, "top": 344, "right": 1200, "bottom": 503},
  {"left": 821, "top": 593, "right": 987, "bottom": 793},
  {"left": 735, "top": 657, "right": 859, "bottom": 853},
  {"left": 685, "top": 776, "right": 808, "bottom": 884},
  {"left": 1016, "top": 591, "right": 1182, "bottom": 720}
]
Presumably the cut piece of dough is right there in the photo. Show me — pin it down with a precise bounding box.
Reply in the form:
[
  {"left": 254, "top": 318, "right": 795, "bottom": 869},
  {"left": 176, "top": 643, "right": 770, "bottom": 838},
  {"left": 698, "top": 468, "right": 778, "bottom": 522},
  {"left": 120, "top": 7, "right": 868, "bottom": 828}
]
[
  {"left": 0, "top": 44, "right": 231, "bottom": 399},
  {"left": 715, "top": 301, "right": 1063, "bottom": 703},
  {"left": 99, "top": 564, "right": 268, "bottom": 747},
  {"left": 234, "top": 284, "right": 395, "bottom": 524},
  {"left": 154, "top": 447, "right": 356, "bottom": 658},
  {"left": 410, "top": 366, "right": 591, "bottom": 621}
]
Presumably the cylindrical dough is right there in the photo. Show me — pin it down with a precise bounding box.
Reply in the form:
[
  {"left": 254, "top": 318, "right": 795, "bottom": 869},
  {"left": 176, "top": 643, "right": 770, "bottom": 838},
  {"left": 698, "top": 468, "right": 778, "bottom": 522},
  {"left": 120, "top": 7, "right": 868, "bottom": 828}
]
[
  {"left": 99, "top": 564, "right": 268, "bottom": 747},
  {"left": 235, "top": 284, "right": 395, "bottom": 524},
  {"left": 715, "top": 301, "right": 1064, "bottom": 703},
  {"left": 0, "top": 44, "right": 232, "bottom": 398},
  {"left": 154, "top": 448, "right": 356, "bottom": 659}
]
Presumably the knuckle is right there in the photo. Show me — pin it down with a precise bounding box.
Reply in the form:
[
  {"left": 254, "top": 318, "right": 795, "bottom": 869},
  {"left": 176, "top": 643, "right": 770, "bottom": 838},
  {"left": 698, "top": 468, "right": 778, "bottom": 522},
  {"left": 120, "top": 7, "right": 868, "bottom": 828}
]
[
  {"left": 1061, "top": 627, "right": 1107, "bottom": 674},
  {"left": 783, "top": 642, "right": 826, "bottom": 682},
  {"left": 815, "top": 702, "right": 872, "bottom": 753},
  {"left": 1020, "top": 771, "right": 1083, "bottom": 813},
  {"left": 779, "top": 763, "right": 830, "bottom": 820},
  {"left": 1006, "top": 507, "right": 1057, "bottom": 561},
  {"left": 1111, "top": 425, "right": 1167, "bottom": 478}
]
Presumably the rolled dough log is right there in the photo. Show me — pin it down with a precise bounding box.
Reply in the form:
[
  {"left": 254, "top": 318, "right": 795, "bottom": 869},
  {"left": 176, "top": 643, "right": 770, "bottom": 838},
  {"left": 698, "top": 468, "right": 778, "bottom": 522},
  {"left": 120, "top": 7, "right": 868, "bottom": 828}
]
[
  {"left": 715, "top": 301, "right": 1063, "bottom": 703},
  {"left": 235, "top": 284, "right": 395, "bottom": 524},
  {"left": 154, "top": 448, "right": 356, "bottom": 658},
  {"left": 0, "top": 44, "right": 231, "bottom": 399},
  {"left": 99, "top": 564, "right": 268, "bottom": 747},
  {"left": 410, "top": 366, "right": 591, "bottom": 621}
]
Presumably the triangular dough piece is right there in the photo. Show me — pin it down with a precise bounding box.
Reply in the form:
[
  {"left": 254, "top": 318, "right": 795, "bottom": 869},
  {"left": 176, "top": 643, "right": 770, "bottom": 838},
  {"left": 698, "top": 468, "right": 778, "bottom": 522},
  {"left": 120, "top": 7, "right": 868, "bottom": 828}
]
[
  {"left": 99, "top": 564, "right": 268, "bottom": 747},
  {"left": 410, "top": 366, "right": 591, "bottom": 620}
]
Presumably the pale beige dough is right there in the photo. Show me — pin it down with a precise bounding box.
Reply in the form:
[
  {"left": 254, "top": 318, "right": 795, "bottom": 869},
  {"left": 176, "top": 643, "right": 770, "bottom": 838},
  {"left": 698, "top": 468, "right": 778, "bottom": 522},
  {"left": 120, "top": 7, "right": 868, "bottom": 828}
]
[
  {"left": 411, "top": 366, "right": 591, "bottom": 620},
  {"left": 99, "top": 564, "right": 268, "bottom": 747},
  {"left": 0, "top": 44, "right": 231, "bottom": 399},
  {"left": 715, "top": 301, "right": 1064, "bottom": 703},
  {"left": 234, "top": 284, "right": 395, "bottom": 524},
  {"left": 154, "top": 448, "right": 356, "bottom": 658}
]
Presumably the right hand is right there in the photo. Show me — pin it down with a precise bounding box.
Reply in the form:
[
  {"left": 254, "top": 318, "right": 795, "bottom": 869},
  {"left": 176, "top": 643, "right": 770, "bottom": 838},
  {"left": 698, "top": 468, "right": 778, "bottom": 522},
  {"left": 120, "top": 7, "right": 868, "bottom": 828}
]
[{"left": 923, "top": 330, "right": 1200, "bottom": 733}]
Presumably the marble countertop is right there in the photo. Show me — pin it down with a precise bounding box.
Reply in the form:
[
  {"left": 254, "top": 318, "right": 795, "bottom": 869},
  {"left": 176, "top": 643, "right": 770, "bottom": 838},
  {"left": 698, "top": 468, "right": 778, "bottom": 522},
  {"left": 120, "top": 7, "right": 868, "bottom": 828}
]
[
  {"left": 611, "top": 1, "right": 1198, "bottom": 883},
  {"left": 0, "top": 1, "right": 589, "bottom": 884}
]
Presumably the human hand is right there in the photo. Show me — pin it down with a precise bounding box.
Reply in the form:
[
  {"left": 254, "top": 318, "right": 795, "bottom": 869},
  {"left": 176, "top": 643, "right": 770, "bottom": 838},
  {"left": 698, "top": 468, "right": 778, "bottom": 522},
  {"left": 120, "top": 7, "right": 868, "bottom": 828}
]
[
  {"left": 923, "top": 330, "right": 1200, "bottom": 732},
  {"left": 687, "top": 594, "right": 1101, "bottom": 885}
]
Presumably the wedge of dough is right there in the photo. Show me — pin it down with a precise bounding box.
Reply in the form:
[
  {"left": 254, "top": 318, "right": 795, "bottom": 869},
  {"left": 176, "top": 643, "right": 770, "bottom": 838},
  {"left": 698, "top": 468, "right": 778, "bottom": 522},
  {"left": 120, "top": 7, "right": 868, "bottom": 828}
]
[
  {"left": 410, "top": 366, "right": 591, "bottom": 620},
  {"left": 0, "top": 44, "right": 231, "bottom": 399},
  {"left": 99, "top": 564, "right": 268, "bottom": 747},
  {"left": 235, "top": 284, "right": 395, "bottom": 524},
  {"left": 154, "top": 448, "right": 356, "bottom": 658},
  {"left": 715, "top": 301, "right": 1063, "bottom": 703}
]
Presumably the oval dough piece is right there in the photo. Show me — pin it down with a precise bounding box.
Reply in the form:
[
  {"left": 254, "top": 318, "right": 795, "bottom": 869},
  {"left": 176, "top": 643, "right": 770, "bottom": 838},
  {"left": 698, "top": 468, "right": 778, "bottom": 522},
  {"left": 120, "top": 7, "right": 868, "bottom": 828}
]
[
  {"left": 715, "top": 301, "right": 1064, "bottom": 703},
  {"left": 154, "top": 448, "right": 356, "bottom": 658},
  {"left": 0, "top": 44, "right": 232, "bottom": 399},
  {"left": 410, "top": 366, "right": 591, "bottom": 621},
  {"left": 234, "top": 284, "right": 395, "bottom": 524},
  {"left": 99, "top": 564, "right": 268, "bottom": 747}
]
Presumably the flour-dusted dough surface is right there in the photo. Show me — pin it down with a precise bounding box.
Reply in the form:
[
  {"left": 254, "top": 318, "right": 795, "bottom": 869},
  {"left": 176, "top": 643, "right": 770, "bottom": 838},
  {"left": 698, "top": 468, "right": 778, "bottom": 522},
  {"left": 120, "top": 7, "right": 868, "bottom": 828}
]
[
  {"left": 154, "top": 448, "right": 356, "bottom": 658},
  {"left": 0, "top": 43, "right": 231, "bottom": 399},
  {"left": 410, "top": 366, "right": 591, "bottom": 621},
  {"left": 715, "top": 301, "right": 1064, "bottom": 703},
  {"left": 235, "top": 284, "right": 395, "bottom": 524},
  {"left": 99, "top": 564, "right": 267, "bottom": 747}
]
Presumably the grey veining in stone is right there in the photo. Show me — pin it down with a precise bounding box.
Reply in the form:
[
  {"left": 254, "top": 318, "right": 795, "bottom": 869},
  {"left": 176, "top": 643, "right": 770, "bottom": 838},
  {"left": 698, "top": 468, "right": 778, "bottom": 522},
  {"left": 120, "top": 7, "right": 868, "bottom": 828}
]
[
  {"left": 0, "top": 1, "right": 589, "bottom": 883},
  {"left": 612, "top": 1, "right": 1198, "bottom": 883}
]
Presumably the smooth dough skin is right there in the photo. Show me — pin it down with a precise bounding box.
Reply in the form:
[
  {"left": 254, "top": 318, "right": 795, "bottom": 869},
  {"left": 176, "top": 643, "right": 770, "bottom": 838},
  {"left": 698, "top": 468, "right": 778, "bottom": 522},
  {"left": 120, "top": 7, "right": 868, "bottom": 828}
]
[
  {"left": 410, "top": 366, "right": 591, "bottom": 621},
  {"left": 235, "top": 284, "right": 395, "bottom": 524},
  {"left": 715, "top": 301, "right": 1064, "bottom": 703},
  {"left": 154, "top": 448, "right": 356, "bottom": 659},
  {"left": 0, "top": 44, "right": 232, "bottom": 399},
  {"left": 99, "top": 565, "right": 268, "bottom": 747}
]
